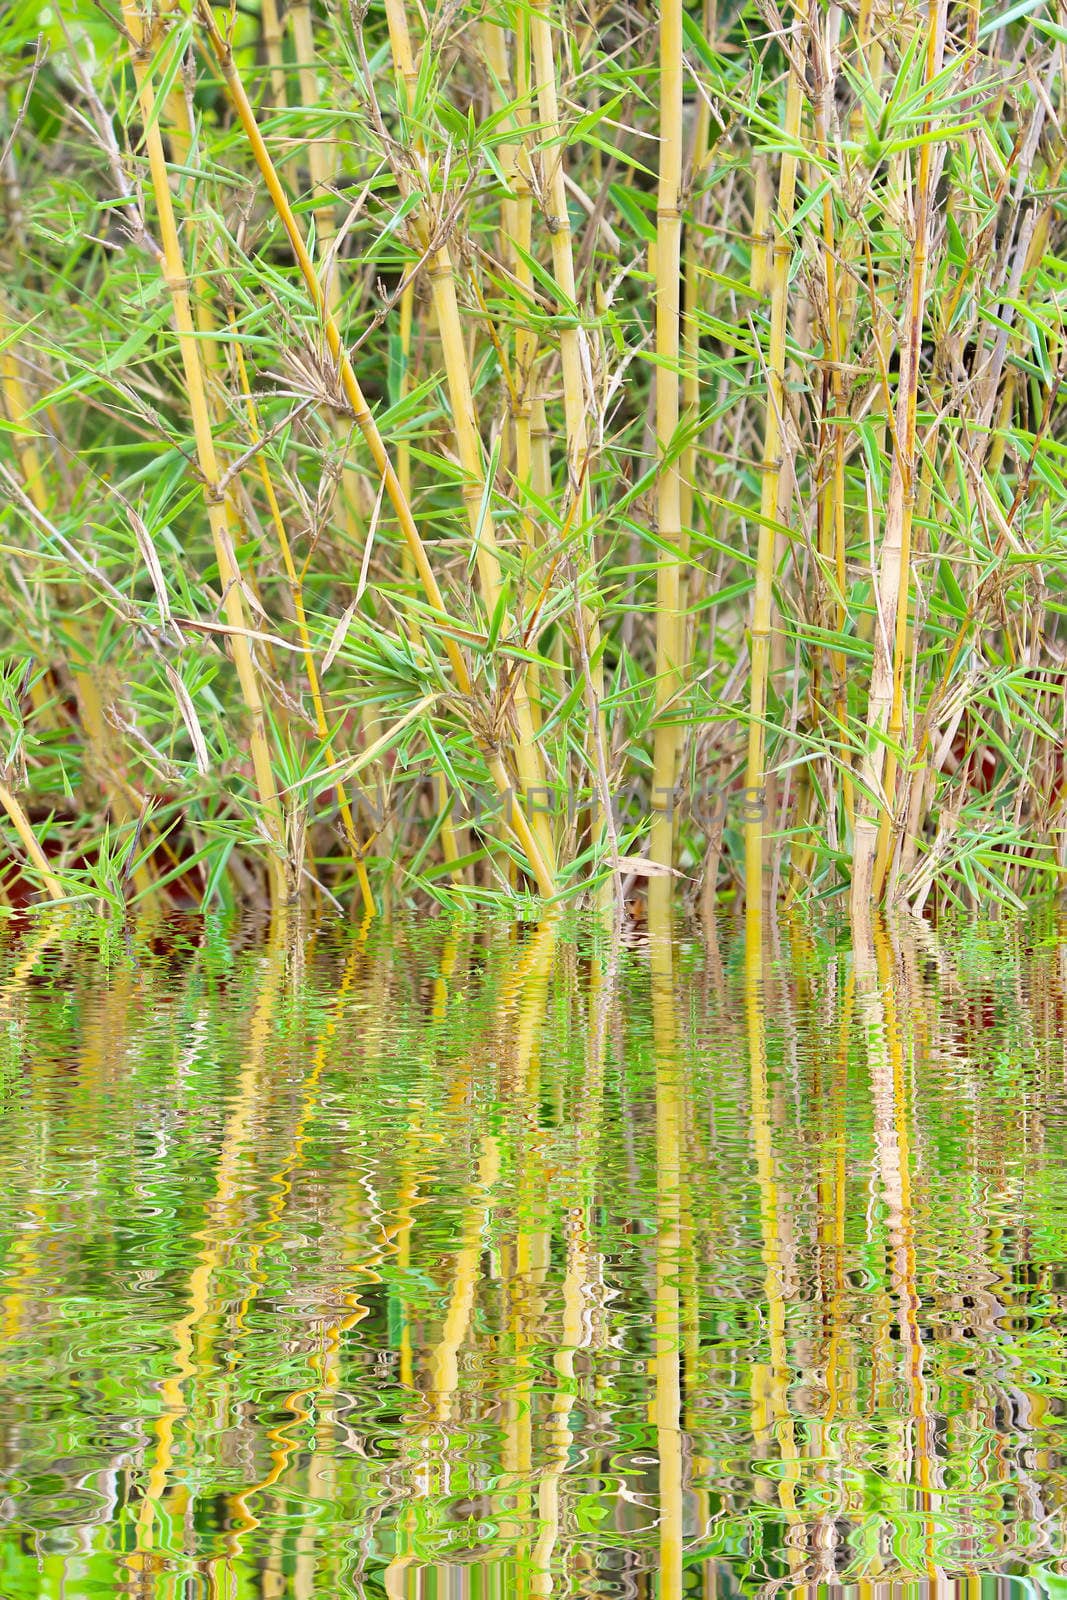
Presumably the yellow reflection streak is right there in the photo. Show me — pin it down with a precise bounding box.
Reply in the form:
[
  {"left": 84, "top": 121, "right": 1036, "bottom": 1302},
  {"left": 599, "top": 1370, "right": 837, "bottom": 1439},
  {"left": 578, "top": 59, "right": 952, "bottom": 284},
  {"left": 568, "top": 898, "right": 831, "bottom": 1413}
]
[
  {"left": 650, "top": 913, "right": 684, "bottom": 1600},
  {"left": 386, "top": 922, "right": 556, "bottom": 1598},
  {"left": 225, "top": 927, "right": 373, "bottom": 1541},
  {"left": 526, "top": 928, "right": 615, "bottom": 1598},
  {"left": 744, "top": 913, "right": 803, "bottom": 1568},
  {"left": 127, "top": 936, "right": 287, "bottom": 1567},
  {"left": 857, "top": 921, "right": 939, "bottom": 1580}
]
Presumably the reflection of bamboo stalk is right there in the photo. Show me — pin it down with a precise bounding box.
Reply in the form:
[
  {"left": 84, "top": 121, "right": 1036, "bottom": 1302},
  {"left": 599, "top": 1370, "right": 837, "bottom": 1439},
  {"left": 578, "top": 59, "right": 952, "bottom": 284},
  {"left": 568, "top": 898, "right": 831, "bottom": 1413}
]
[
  {"left": 429, "top": 1133, "right": 499, "bottom": 1416},
  {"left": 808, "top": 963, "right": 854, "bottom": 1578},
  {"left": 500, "top": 928, "right": 610, "bottom": 1598},
  {"left": 530, "top": 1206, "right": 588, "bottom": 1597},
  {"left": 382, "top": 926, "right": 470, "bottom": 1595},
  {"left": 823, "top": 971, "right": 854, "bottom": 1426},
  {"left": 131, "top": 939, "right": 286, "bottom": 1557},
  {"left": 743, "top": 921, "right": 803, "bottom": 1563},
  {"left": 503, "top": 1181, "right": 544, "bottom": 1596},
  {"left": 407, "top": 937, "right": 560, "bottom": 1498},
  {"left": 0, "top": 318, "right": 156, "bottom": 904},
  {"left": 225, "top": 932, "right": 369, "bottom": 1540},
  {"left": 495, "top": 923, "right": 556, "bottom": 1587},
  {"left": 649, "top": 919, "right": 683, "bottom": 1600},
  {"left": 0, "top": 922, "right": 63, "bottom": 1040},
  {"left": 856, "top": 923, "right": 939, "bottom": 1579}
]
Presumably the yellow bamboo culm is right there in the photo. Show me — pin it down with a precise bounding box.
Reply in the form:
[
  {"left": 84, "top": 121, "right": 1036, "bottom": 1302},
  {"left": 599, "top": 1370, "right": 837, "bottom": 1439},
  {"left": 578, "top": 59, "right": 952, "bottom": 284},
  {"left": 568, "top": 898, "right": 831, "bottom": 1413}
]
[
  {"left": 123, "top": 4, "right": 288, "bottom": 914},
  {"left": 529, "top": 0, "right": 589, "bottom": 501},
  {"left": 289, "top": 0, "right": 403, "bottom": 858},
  {"left": 227, "top": 318, "right": 376, "bottom": 915},
  {"left": 481, "top": 10, "right": 545, "bottom": 730},
  {"left": 814, "top": 16, "right": 853, "bottom": 829},
  {"left": 0, "top": 296, "right": 157, "bottom": 905},
  {"left": 380, "top": 0, "right": 556, "bottom": 882},
  {"left": 648, "top": 0, "right": 685, "bottom": 922},
  {"left": 161, "top": 75, "right": 313, "bottom": 907},
  {"left": 0, "top": 783, "right": 66, "bottom": 902},
  {"left": 743, "top": 0, "right": 807, "bottom": 937},
  {"left": 528, "top": 0, "right": 613, "bottom": 888},
  {"left": 850, "top": 0, "right": 948, "bottom": 933},
  {"left": 195, "top": 2, "right": 556, "bottom": 900}
]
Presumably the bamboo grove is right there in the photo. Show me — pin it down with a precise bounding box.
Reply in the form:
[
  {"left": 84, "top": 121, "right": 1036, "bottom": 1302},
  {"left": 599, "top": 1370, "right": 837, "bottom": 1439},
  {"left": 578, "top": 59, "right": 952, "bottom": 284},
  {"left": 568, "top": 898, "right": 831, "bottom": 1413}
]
[
  {"left": 0, "top": 0, "right": 1064, "bottom": 919},
  {"left": 2, "top": 914, "right": 1067, "bottom": 1593}
]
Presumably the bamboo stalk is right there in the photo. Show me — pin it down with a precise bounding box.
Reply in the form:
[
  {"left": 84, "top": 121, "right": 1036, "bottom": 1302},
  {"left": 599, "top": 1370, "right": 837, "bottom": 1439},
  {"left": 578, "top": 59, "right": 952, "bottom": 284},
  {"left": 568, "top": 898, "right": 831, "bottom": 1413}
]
[
  {"left": 648, "top": 0, "right": 685, "bottom": 923},
  {"left": 850, "top": 0, "right": 948, "bottom": 933},
  {"left": 278, "top": 3, "right": 403, "bottom": 884},
  {"left": 0, "top": 782, "right": 66, "bottom": 902},
  {"left": 812, "top": 14, "right": 853, "bottom": 830},
  {"left": 227, "top": 313, "right": 376, "bottom": 914},
  {"left": 194, "top": 3, "right": 557, "bottom": 900},
  {"left": 395, "top": 280, "right": 465, "bottom": 885},
  {"left": 743, "top": 0, "right": 807, "bottom": 933},
  {"left": 287, "top": 0, "right": 374, "bottom": 574},
  {"left": 527, "top": 0, "right": 611, "bottom": 883},
  {"left": 482, "top": 10, "right": 545, "bottom": 734},
  {"left": 0, "top": 305, "right": 158, "bottom": 903},
  {"left": 380, "top": 0, "right": 556, "bottom": 880},
  {"left": 122, "top": 5, "right": 288, "bottom": 913},
  {"left": 260, "top": 0, "right": 287, "bottom": 108},
  {"left": 529, "top": 0, "right": 589, "bottom": 502},
  {"left": 679, "top": 0, "right": 712, "bottom": 605}
]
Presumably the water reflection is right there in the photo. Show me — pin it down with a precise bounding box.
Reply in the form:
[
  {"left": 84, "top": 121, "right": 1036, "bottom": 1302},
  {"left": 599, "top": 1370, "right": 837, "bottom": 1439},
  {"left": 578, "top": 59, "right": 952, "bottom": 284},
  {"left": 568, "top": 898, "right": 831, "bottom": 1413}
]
[{"left": 0, "top": 913, "right": 1066, "bottom": 1596}]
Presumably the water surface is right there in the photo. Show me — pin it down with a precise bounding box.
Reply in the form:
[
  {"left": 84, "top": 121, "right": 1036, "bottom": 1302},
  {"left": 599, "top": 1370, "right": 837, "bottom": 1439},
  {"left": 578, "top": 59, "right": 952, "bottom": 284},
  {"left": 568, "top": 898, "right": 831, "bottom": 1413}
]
[{"left": 1, "top": 914, "right": 1067, "bottom": 1597}]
